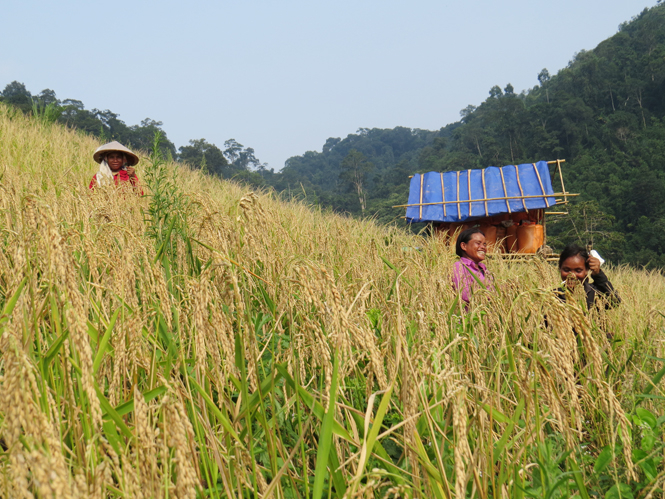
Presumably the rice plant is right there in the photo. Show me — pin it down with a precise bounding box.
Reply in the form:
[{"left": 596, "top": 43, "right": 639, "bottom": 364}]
[
  {"left": 1, "top": 102, "right": 665, "bottom": 498},
  {"left": 31, "top": 98, "right": 62, "bottom": 126}
]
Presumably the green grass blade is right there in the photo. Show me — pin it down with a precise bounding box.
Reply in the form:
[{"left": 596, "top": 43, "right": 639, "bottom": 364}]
[
  {"left": 112, "top": 386, "right": 168, "bottom": 417},
  {"left": 636, "top": 363, "right": 665, "bottom": 405},
  {"left": 95, "top": 384, "right": 133, "bottom": 440},
  {"left": 276, "top": 363, "right": 355, "bottom": 443},
  {"left": 40, "top": 329, "right": 69, "bottom": 370},
  {"left": 568, "top": 457, "right": 590, "bottom": 499},
  {"left": 153, "top": 216, "right": 178, "bottom": 263},
  {"left": 93, "top": 307, "right": 122, "bottom": 373},
  {"left": 188, "top": 375, "right": 242, "bottom": 444},
  {"left": 0, "top": 275, "right": 28, "bottom": 326},
  {"left": 481, "top": 402, "right": 511, "bottom": 424},
  {"left": 102, "top": 420, "right": 123, "bottom": 455},
  {"left": 312, "top": 350, "right": 340, "bottom": 499}
]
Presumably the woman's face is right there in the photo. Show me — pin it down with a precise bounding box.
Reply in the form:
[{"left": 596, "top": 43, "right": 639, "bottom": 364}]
[
  {"left": 461, "top": 233, "right": 487, "bottom": 263},
  {"left": 106, "top": 152, "right": 126, "bottom": 172},
  {"left": 560, "top": 254, "right": 588, "bottom": 288}
]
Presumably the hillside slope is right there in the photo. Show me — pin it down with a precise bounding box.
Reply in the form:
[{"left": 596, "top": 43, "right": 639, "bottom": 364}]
[
  {"left": 1, "top": 104, "right": 665, "bottom": 497},
  {"left": 275, "top": 4, "right": 665, "bottom": 268}
]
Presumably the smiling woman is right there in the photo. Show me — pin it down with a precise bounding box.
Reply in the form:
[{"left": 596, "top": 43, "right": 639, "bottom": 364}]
[
  {"left": 452, "top": 227, "right": 494, "bottom": 304},
  {"left": 557, "top": 243, "right": 620, "bottom": 310},
  {"left": 89, "top": 141, "right": 142, "bottom": 192}
]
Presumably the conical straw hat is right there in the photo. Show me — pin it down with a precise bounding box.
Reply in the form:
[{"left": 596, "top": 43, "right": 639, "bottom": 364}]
[{"left": 93, "top": 141, "right": 139, "bottom": 166}]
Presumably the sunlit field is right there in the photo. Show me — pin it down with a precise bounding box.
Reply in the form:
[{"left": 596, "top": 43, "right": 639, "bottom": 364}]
[{"left": 1, "top": 103, "right": 665, "bottom": 498}]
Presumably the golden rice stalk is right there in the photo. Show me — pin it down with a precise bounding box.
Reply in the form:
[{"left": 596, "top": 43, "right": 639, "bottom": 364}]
[
  {"left": 190, "top": 276, "right": 210, "bottom": 378},
  {"left": 400, "top": 350, "right": 420, "bottom": 481},
  {"left": 133, "top": 385, "right": 158, "bottom": 497},
  {"left": 0, "top": 329, "right": 75, "bottom": 497},
  {"left": 27, "top": 198, "right": 103, "bottom": 431},
  {"left": 453, "top": 389, "right": 472, "bottom": 499},
  {"left": 161, "top": 390, "right": 200, "bottom": 499}
]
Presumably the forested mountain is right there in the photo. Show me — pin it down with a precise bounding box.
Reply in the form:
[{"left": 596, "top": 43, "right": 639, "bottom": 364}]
[
  {"left": 272, "top": 4, "right": 665, "bottom": 268},
  {"left": 2, "top": 3, "right": 664, "bottom": 267},
  {"left": 261, "top": 126, "right": 456, "bottom": 219}
]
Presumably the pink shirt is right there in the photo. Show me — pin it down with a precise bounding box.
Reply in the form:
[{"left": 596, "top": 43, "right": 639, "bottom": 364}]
[{"left": 452, "top": 256, "right": 493, "bottom": 303}]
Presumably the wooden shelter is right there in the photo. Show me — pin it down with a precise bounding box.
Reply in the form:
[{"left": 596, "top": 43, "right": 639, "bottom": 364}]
[{"left": 394, "top": 159, "right": 577, "bottom": 254}]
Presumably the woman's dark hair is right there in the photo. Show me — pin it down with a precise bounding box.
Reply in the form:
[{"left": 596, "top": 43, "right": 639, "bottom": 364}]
[
  {"left": 455, "top": 227, "right": 485, "bottom": 258},
  {"left": 558, "top": 244, "right": 589, "bottom": 269}
]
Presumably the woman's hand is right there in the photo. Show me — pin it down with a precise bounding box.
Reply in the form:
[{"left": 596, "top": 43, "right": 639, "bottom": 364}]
[
  {"left": 587, "top": 256, "right": 601, "bottom": 276},
  {"left": 126, "top": 166, "right": 136, "bottom": 178}
]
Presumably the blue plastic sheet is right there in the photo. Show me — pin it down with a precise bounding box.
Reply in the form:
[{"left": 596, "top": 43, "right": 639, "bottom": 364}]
[{"left": 405, "top": 161, "right": 556, "bottom": 223}]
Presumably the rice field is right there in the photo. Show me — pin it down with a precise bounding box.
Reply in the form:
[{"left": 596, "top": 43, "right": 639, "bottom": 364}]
[{"left": 1, "top": 103, "right": 665, "bottom": 498}]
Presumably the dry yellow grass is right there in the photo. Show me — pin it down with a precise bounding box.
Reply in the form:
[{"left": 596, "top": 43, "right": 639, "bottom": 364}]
[{"left": 1, "top": 103, "right": 665, "bottom": 498}]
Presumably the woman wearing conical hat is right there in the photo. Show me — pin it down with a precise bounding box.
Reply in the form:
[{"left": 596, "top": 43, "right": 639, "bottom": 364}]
[{"left": 88, "top": 141, "right": 142, "bottom": 193}]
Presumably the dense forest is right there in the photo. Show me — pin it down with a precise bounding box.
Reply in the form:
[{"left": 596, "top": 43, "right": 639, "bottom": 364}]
[{"left": 2, "top": 3, "right": 665, "bottom": 267}]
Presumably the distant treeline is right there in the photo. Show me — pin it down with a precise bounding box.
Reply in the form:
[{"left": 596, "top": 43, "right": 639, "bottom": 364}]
[{"left": 3, "top": 4, "right": 665, "bottom": 267}]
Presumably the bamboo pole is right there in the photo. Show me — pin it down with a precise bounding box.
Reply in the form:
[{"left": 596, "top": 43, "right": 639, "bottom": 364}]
[
  {"left": 532, "top": 162, "right": 548, "bottom": 242},
  {"left": 487, "top": 254, "right": 561, "bottom": 262},
  {"left": 409, "top": 160, "right": 564, "bottom": 177},
  {"left": 456, "top": 171, "right": 460, "bottom": 220},
  {"left": 440, "top": 172, "right": 446, "bottom": 218},
  {"left": 533, "top": 163, "right": 547, "bottom": 201},
  {"left": 499, "top": 167, "right": 512, "bottom": 214},
  {"left": 467, "top": 169, "right": 472, "bottom": 217},
  {"left": 556, "top": 159, "right": 568, "bottom": 205},
  {"left": 404, "top": 211, "right": 569, "bottom": 218},
  {"left": 393, "top": 193, "right": 579, "bottom": 209},
  {"left": 514, "top": 163, "right": 528, "bottom": 212},
  {"left": 481, "top": 169, "right": 488, "bottom": 217},
  {"left": 419, "top": 174, "right": 424, "bottom": 220}
]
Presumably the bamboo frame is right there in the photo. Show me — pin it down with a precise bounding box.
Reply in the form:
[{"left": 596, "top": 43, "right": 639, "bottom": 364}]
[
  {"left": 399, "top": 160, "right": 578, "bottom": 223},
  {"left": 392, "top": 192, "right": 578, "bottom": 209}
]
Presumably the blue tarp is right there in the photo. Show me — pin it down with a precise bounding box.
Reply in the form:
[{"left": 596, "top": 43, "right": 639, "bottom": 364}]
[{"left": 405, "top": 161, "right": 556, "bottom": 223}]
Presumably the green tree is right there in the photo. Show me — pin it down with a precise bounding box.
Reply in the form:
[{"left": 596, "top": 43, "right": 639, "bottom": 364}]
[
  {"left": 339, "top": 149, "right": 374, "bottom": 217},
  {"left": 178, "top": 139, "right": 230, "bottom": 177},
  {"left": 37, "top": 89, "right": 58, "bottom": 106},
  {"left": 223, "top": 139, "right": 243, "bottom": 164},
  {"left": 1, "top": 81, "right": 32, "bottom": 113},
  {"left": 538, "top": 68, "right": 551, "bottom": 103}
]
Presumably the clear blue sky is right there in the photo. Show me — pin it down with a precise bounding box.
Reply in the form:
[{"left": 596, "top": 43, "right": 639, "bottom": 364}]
[{"left": 1, "top": 0, "right": 658, "bottom": 170}]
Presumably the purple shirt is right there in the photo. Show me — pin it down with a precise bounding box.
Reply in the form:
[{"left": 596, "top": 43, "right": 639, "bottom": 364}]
[{"left": 452, "top": 257, "right": 493, "bottom": 303}]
